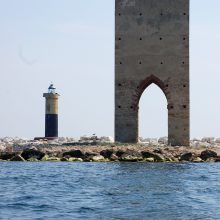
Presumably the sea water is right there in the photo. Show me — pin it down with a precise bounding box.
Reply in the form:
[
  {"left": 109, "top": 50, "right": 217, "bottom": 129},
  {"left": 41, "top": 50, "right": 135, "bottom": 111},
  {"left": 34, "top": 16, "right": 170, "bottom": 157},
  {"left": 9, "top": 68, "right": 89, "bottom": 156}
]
[{"left": 0, "top": 162, "right": 220, "bottom": 219}]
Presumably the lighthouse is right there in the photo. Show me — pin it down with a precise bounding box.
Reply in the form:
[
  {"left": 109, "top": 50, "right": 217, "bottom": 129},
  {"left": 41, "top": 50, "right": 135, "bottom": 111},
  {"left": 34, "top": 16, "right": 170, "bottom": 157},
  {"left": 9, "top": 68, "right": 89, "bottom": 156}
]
[{"left": 43, "top": 84, "right": 60, "bottom": 139}]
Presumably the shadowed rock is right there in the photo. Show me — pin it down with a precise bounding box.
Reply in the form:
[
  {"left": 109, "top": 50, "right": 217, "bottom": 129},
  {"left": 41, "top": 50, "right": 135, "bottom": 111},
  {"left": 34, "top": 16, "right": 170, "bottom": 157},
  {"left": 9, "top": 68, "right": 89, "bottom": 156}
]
[
  {"left": 0, "top": 152, "right": 16, "bottom": 160},
  {"left": 60, "top": 157, "right": 69, "bottom": 161},
  {"left": 10, "top": 155, "right": 25, "bottom": 161},
  {"left": 180, "top": 152, "right": 193, "bottom": 161},
  {"left": 100, "top": 149, "right": 113, "bottom": 158},
  {"left": 21, "top": 149, "right": 45, "bottom": 160},
  {"left": 63, "top": 150, "right": 84, "bottom": 158},
  {"left": 200, "top": 150, "right": 217, "bottom": 161},
  {"left": 116, "top": 150, "right": 125, "bottom": 157},
  {"left": 215, "top": 157, "right": 220, "bottom": 162}
]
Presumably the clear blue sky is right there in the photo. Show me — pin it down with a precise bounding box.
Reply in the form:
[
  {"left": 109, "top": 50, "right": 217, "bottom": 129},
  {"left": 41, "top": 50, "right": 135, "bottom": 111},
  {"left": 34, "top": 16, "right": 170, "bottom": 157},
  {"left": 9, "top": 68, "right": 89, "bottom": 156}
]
[{"left": 0, "top": 0, "right": 219, "bottom": 139}]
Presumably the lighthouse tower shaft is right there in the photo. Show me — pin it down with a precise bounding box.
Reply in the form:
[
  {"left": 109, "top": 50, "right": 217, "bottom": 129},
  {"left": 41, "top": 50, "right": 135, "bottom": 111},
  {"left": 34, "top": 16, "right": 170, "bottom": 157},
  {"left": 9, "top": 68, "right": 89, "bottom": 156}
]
[{"left": 43, "top": 93, "right": 59, "bottom": 138}]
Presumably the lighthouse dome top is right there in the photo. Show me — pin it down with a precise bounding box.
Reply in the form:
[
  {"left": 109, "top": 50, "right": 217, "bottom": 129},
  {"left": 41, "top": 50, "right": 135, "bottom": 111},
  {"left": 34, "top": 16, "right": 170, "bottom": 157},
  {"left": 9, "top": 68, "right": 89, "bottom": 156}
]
[{"left": 48, "top": 83, "right": 56, "bottom": 94}]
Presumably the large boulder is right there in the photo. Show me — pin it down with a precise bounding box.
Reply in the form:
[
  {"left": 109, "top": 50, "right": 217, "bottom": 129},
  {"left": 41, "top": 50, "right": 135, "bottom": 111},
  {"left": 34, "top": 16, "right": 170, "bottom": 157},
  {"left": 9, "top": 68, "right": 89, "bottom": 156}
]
[
  {"left": 91, "top": 155, "right": 105, "bottom": 162},
  {"left": 85, "top": 152, "right": 98, "bottom": 157},
  {"left": 10, "top": 155, "right": 25, "bottom": 161},
  {"left": 63, "top": 150, "right": 84, "bottom": 158},
  {"left": 200, "top": 150, "right": 217, "bottom": 161},
  {"left": 180, "top": 152, "right": 193, "bottom": 161},
  {"left": 119, "top": 150, "right": 143, "bottom": 162},
  {"left": 83, "top": 151, "right": 99, "bottom": 161},
  {"left": 100, "top": 149, "right": 113, "bottom": 158},
  {"left": 141, "top": 151, "right": 165, "bottom": 162},
  {"left": 0, "top": 152, "right": 16, "bottom": 160},
  {"left": 21, "top": 148, "right": 45, "bottom": 160},
  {"left": 116, "top": 150, "right": 125, "bottom": 157}
]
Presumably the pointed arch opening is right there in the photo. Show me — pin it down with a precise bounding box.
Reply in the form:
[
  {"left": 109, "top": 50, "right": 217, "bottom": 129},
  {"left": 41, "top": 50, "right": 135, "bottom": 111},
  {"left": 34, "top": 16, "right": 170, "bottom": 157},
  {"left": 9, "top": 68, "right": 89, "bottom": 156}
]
[
  {"left": 139, "top": 83, "right": 168, "bottom": 140},
  {"left": 131, "top": 75, "right": 169, "bottom": 141}
]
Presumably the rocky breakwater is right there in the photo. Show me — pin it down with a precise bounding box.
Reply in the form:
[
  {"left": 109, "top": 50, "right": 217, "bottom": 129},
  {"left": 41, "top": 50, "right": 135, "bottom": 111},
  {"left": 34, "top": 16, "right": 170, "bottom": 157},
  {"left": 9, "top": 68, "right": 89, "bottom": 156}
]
[{"left": 1, "top": 145, "right": 220, "bottom": 163}]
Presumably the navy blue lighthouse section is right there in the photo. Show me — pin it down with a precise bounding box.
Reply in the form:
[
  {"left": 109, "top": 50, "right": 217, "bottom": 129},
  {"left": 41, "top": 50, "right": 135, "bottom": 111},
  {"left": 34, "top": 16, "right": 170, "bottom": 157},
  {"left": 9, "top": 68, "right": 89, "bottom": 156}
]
[{"left": 45, "top": 114, "right": 58, "bottom": 137}]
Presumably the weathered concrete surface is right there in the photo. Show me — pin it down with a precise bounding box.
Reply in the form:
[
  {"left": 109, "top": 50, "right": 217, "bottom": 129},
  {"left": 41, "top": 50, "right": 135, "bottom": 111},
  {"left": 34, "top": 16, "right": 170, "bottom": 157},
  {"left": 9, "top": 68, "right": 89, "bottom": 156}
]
[{"left": 115, "top": 0, "right": 189, "bottom": 146}]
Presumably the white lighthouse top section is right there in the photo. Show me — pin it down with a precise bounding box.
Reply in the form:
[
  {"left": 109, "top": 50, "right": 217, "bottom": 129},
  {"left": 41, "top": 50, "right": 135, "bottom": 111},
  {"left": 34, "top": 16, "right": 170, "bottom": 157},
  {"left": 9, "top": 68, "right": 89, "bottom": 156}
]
[{"left": 48, "top": 83, "right": 56, "bottom": 94}]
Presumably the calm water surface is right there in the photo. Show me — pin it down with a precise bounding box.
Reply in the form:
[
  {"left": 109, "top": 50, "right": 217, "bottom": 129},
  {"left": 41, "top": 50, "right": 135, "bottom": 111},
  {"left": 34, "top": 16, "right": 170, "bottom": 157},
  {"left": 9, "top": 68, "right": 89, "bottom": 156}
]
[{"left": 0, "top": 162, "right": 220, "bottom": 219}]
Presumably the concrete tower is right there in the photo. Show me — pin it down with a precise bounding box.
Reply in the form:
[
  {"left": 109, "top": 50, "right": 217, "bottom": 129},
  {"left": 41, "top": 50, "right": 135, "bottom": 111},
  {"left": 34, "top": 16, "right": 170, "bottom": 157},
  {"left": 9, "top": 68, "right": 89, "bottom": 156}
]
[
  {"left": 43, "top": 84, "right": 60, "bottom": 138},
  {"left": 115, "top": 0, "right": 190, "bottom": 146}
]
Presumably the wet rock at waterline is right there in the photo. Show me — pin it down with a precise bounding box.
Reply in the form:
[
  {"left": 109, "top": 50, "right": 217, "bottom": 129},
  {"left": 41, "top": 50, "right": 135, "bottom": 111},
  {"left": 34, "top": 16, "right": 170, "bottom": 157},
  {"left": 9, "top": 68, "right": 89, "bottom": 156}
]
[{"left": 10, "top": 155, "right": 25, "bottom": 161}]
